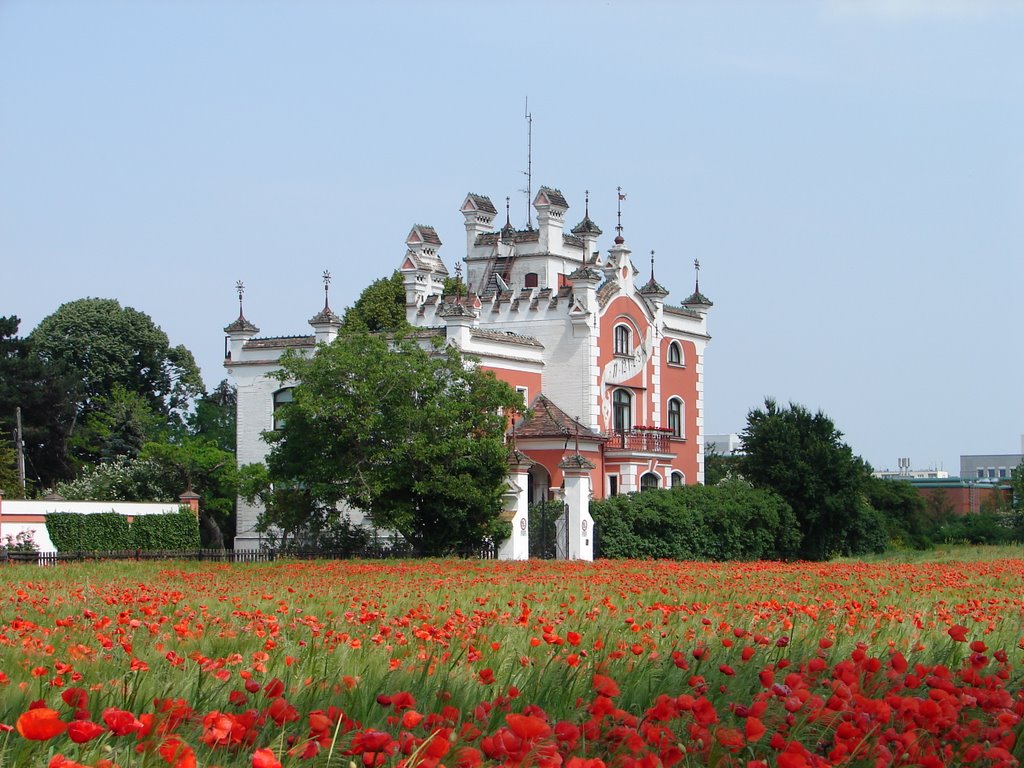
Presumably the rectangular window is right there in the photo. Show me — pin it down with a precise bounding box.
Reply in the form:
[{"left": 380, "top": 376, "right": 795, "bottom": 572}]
[
  {"left": 988, "top": 469, "right": 996, "bottom": 479},
  {"left": 1000, "top": 468, "right": 1008, "bottom": 479},
  {"left": 609, "top": 476, "right": 618, "bottom": 496},
  {"left": 977, "top": 469, "right": 985, "bottom": 479}
]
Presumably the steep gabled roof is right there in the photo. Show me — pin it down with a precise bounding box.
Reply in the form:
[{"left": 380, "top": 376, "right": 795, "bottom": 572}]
[
  {"left": 513, "top": 394, "right": 604, "bottom": 440},
  {"left": 406, "top": 224, "right": 442, "bottom": 246},
  {"left": 534, "top": 186, "right": 569, "bottom": 210},
  {"left": 462, "top": 193, "right": 498, "bottom": 215}
]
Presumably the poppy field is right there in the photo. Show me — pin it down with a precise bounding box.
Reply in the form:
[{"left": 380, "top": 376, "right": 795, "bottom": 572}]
[{"left": 2, "top": 552, "right": 1024, "bottom": 768}]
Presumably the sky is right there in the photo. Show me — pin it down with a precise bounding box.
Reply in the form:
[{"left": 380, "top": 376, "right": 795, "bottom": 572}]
[{"left": 2, "top": 0, "right": 1022, "bottom": 476}]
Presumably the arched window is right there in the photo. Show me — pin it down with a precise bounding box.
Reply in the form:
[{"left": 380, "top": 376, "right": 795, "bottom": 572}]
[
  {"left": 668, "top": 398, "right": 683, "bottom": 438},
  {"left": 614, "top": 324, "right": 632, "bottom": 356},
  {"left": 524, "top": 272, "right": 539, "bottom": 288},
  {"left": 640, "top": 472, "right": 660, "bottom": 492},
  {"left": 667, "top": 341, "right": 683, "bottom": 366},
  {"left": 612, "top": 389, "right": 632, "bottom": 434},
  {"left": 273, "top": 387, "right": 294, "bottom": 430},
  {"left": 671, "top": 471, "right": 685, "bottom": 488}
]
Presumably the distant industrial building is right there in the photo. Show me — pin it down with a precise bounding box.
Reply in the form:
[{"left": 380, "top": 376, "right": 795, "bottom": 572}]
[{"left": 960, "top": 438, "right": 1024, "bottom": 482}]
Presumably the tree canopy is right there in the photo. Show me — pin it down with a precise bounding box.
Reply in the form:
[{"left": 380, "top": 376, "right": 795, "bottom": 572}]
[
  {"left": 29, "top": 298, "right": 204, "bottom": 424},
  {"left": 341, "top": 271, "right": 408, "bottom": 333},
  {"left": 740, "top": 398, "right": 882, "bottom": 560},
  {"left": 0, "top": 316, "right": 79, "bottom": 488},
  {"left": 254, "top": 331, "right": 523, "bottom": 555}
]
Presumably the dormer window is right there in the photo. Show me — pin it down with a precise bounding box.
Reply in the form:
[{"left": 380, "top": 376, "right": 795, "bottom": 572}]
[
  {"left": 614, "top": 325, "right": 632, "bottom": 356},
  {"left": 667, "top": 341, "right": 683, "bottom": 366}
]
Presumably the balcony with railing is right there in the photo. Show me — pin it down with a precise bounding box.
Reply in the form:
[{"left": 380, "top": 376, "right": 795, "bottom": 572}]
[{"left": 606, "top": 427, "right": 680, "bottom": 456}]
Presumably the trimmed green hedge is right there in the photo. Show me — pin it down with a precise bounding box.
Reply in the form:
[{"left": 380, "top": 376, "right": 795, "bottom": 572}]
[
  {"left": 46, "top": 512, "right": 131, "bottom": 552},
  {"left": 591, "top": 480, "right": 801, "bottom": 561},
  {"left": 45, "top": 508, "right": 200, "bottom": 552},
  {"left": 130, "top": 508, "right": 200, "bottom": 550}
]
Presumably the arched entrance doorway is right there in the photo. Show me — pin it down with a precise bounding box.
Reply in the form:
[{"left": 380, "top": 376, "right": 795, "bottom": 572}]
[{"left": 527, "top": 464, "right": 551, "bottom": 506}]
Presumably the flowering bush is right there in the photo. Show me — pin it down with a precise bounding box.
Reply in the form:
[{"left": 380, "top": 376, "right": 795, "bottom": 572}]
[
  {"left": 0, "top": 529, "right": 37, "bottom": 553},
  {"left": 0, "top": 554, "right": 1022, "bottom": 766}
]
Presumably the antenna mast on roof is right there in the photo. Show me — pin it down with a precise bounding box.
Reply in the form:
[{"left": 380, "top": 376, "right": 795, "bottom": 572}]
[{"left": 522, "top": 97, "right": 533, "bottom": 229}]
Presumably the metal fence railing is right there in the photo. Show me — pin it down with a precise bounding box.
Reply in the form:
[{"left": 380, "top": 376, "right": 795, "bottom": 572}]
[{"left": 1, "top": 543, "right": 499, "bottom": 566}]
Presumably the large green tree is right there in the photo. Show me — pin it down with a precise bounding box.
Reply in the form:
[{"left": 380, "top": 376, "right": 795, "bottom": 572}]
[
  {"left": 740, "top": 398, "right": 881, "bottom": 560},
  {"left": 29, "top": 298, "right": 204, "bottom": 426},
  {"left": 0, "top": 316, "right": 79, "bottom": 489},
  {"left": 341, "top": 271, "right": 408, "bottom": 333},
  {"left": 255, "top": 331, "right": 523, "bottom": 555}
]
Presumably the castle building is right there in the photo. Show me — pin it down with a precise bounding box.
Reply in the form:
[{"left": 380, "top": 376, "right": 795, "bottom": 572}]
[{"left": 225, "top": 187, "right": 712, "bottom": 554}]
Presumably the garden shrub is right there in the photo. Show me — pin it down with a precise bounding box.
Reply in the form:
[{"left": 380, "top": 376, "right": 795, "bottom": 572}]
[{"left": 592, "top": 480, "right": 800, "bottom": 561}]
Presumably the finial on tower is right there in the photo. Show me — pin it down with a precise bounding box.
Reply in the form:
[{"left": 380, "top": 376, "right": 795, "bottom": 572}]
[
  {"left": 693, "top": 258, "right": 701, "bottom": 292},
  {"left": 322, "top": 270, "right": 332, "bottom": 310},
  {"left": 455, "top": 262, "right": 464, "bottom": 301},
  {"left": 225, "top": 278, "right": 259, "bottom": 335},
  {"left": 505, "top": 196, "right": 511, "bottom": 228},
  {"left": 585, "top": 189, "right": 590, "bottom": 218},
  {"left": 615, "top": 187, "right": 626, "bottom": 244},
  {"left": 651, "top": 250, "right": 656, "bottom": 280}
]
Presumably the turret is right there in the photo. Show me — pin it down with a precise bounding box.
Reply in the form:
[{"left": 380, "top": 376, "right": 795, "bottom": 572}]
[
  {"left": 400, "top": 225, "right": 449, "bottom": 317},
  {"left": 438, "top": 297, "right": 479, "bottom": 349},
  {"left": 533, "top": 186, "right": 568, "bottom": 253},
  {"left": 308, "top": 270, "right": 342, "bottom": 345},
  {"left": 461, "top": 193, "right": 497, "bottom": 258},
  {"left": 570, "top": 190, "right": 603, "bottom": 266},
  {"left": 223, "top": 280, "right": 259, "bottom": 362},
  {"left": 681, "top": 258, "right": 713, "bottom": 318}
]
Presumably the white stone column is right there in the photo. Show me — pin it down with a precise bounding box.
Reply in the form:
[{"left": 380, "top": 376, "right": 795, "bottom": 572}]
[
  {"left": 559, "top": 455, "right": 596, "bottom": 561},
  {"left": 498, "top": 452, "right": 533, "bottom": 560}
]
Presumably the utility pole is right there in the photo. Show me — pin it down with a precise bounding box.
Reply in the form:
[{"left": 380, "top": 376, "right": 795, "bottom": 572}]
[{"left": 15, "top": 407, "right": 26, "bottom": 493}]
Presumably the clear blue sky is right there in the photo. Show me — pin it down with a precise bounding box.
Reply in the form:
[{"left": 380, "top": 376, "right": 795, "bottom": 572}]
[{"left": 2, "top": 1, "right": 1021, "bottom": 475}]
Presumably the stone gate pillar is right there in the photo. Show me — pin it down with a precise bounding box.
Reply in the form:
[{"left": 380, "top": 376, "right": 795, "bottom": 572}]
[
  {"left": 559, "top": 454, "right": 596, "bottom": 561},
  {"left": 498, "top": 450, "right": 534, "bottom": 560}
]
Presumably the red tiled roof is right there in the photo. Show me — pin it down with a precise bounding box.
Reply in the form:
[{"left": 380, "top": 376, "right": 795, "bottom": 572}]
[{"left": 513, "top": 394, "right": 604, "bottom": 440}]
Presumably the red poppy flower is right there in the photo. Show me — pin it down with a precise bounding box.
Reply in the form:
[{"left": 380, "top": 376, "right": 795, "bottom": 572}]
[
  {"left": 593, "top": 674, "right": 620, "bottom": 698},
  {"left": 159, "top": 737, "right": 196, "bottom": 768},
  {"left": 16, "top": 707, "right": 67, "bottom": 740},
  {"left": 948, "top": 624, "right": 969, "bottom": 642},
  {"left": 67, "top": 719, "right": 105, "bottom": 743},
  {"left": 61, "top": 687, "right": 88, "bottom": 710},
  {"left": 745, "top": 716, "right": 767, "bottom": 742},
  {"left": 102, "top": 707, "right": 143, "bottom": 736},
  {"left": 506, "top": 713, "right": 550, "bottom": 740},
  {"left": 252, "top": 748, "right": 283, "bottom": 768}
]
